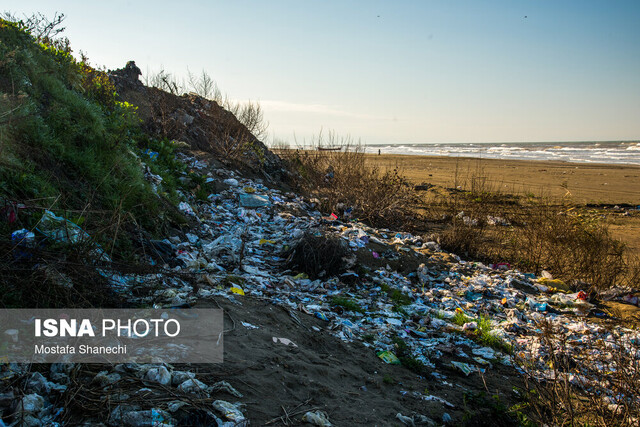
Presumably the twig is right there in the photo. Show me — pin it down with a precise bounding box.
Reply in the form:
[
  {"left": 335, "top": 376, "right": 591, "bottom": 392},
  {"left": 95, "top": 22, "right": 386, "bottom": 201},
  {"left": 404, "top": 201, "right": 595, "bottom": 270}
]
[
  {"left": 211, "top": 297, "right": 236, "bottom": 335},
  {"left": 264, "top": 402, "right": 318, "bottom": 425}
]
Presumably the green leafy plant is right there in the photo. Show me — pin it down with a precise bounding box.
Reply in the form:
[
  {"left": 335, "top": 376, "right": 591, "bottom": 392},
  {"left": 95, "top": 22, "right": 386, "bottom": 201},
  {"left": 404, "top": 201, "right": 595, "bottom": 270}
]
[{"left": 330, "top": 296, "right": 365, "bottom": 313}]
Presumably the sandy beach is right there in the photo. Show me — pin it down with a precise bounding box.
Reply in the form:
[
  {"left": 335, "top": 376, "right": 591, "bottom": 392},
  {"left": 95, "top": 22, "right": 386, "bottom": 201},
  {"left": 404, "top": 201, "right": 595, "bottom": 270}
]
[
  {"left": 366, "top": 154, "right": 640, "bottom": 205},
  {"left": 364, "top": 154, "right": 640, "bottom": 254}
]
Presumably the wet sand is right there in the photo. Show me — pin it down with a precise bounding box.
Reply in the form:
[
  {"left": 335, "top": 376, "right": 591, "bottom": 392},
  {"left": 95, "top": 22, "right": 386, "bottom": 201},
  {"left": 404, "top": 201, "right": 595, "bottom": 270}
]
[{"left": 366, "top": 154, "right": 640, "bottom": 205}]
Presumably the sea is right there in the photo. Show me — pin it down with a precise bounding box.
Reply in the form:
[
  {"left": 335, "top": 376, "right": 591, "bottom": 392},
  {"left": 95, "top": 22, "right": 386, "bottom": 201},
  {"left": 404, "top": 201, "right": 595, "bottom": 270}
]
[{"left": 364, "top": 141, "right": 640, "bottom": 165}]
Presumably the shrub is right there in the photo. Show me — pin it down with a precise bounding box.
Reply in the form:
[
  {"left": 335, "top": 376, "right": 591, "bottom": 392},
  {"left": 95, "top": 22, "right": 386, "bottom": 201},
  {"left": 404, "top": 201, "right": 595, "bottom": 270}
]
[
  {"left": 0, "top": 238, "right": 128, "bottom": 308},
  {"left": 146, "top": 67, "right": 269, "bottom": 144},
  {"left": 517, "top": 319, "right": 640, "bottom": 426},
  {"left": 282, "top": 229, "right": 349, "bottom": 279},
  {"left": 432, "top": 182, "right": 632, "bottom": 291},
  {"left": 279, "top": 131, "right": 420, "bottom": 229},
  {"left": 391, "top": 335, "right": 428, "bottom": 374},
  {"left": 380, "top": 283, "right": 412, "bottom": 306},
  {"left": 0, "top": 15, "right": 185, "bottom": 262}
]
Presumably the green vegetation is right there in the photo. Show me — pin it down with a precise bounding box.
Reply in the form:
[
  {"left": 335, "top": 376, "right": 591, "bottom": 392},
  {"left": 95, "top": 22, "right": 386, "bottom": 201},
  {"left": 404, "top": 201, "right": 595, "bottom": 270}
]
[
  {"left": 380, "top": 283, "right": 412, "bottom": 306},
  {"left": 451, "top": 310, "right": 472, "bottom": 326},
  {"left": 462, "top": 391, "right": 519, "bottom": 425},
  {"left": 139, "top": 136, "right": 187, "bottom": 203},
  {"left": 476, "top": 315, "right": 513, "bottom": 354},
  {"left": 382, "top": 374, "right": 395, "bottom": 385},
  {"left": 362, "top": 333, "right": 375, "bottom": 343},
  {"left": 2, "top": 20, "right": 142, "bottom": 210},
  {"left": 0, "top": 17, "right": 184, "bottom": 257},
  {"left": 0, "top": 15, "right": 191, "bottom": 308},
  {"left": 391, "top": 335, "right": 427, "bottom": 374},
  {"left": 450, "top": 310, "right": 513, "bottom": 354},
  {"left": 330, "top": 296, "right": 364, "bottom": 313}
]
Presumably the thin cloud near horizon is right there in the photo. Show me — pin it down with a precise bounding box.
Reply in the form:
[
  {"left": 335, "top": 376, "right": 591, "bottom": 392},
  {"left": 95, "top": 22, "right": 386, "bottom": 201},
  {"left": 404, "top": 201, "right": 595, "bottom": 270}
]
[{"left": 260, "top": 100, "right": 388, "bottom": 121}]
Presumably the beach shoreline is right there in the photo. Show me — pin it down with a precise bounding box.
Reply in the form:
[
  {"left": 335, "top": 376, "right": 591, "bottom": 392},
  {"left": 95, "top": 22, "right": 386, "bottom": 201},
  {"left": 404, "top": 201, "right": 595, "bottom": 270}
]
[
  {"left": 363, "top": 140, "right": 640, "bottom": 166},
  {"left": 365, "top": 153, "right": 640, "bottom": 205}
]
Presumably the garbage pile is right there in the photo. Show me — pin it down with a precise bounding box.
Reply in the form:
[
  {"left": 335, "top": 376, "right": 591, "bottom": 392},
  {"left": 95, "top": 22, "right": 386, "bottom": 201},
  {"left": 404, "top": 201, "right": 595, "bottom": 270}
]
[
  {"left": 2, "top": 151, "right": 639, "bottom": 425},
  {"left": 142, "top": 152, "right": 638, "bottom": 418},
  {"left": 1, "top": 363, "right": 247, "bottom": 426}
]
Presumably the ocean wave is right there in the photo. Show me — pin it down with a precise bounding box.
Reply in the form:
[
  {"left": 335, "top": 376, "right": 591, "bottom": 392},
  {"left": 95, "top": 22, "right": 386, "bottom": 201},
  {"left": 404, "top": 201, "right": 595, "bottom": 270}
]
[{"left": 367, "top": 142, "right": 640, "bottom": 165}]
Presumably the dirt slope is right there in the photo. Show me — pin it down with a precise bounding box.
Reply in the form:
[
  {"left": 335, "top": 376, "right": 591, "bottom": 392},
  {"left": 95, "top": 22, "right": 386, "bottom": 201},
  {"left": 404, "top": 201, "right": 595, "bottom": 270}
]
[
  {"left": 202, "top": 296, "right": 521, "bottom": 426},
  {"left": 109, "top": 61, "right": 284, "bottom": 181}
]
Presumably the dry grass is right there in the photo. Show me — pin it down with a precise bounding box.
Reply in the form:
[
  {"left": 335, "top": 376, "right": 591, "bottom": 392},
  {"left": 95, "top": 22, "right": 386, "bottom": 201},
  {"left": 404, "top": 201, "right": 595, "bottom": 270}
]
[
  {"left": 145, "top": 68, "right": 269, "bottom": 142},
  {"left": 0, "top": 200, "right": 187, "bottom": 309},
  {"left": 276, "top": 132, "right": 421, "bottom": 229},
  {"left": 0, "top": 239, "right": 126, "bottom": 308},
  {"left": 282, "top": 229, "right": 349, "bottom": 279},
  {"left": 516, "top": 319, "right": 640, "bottom": 426},
  {"left": 278, "top": 137, "right": 637, "bottom": 291},
  {"left": 429, "top": 167, "right": 637, "bottom": 291},
  {"left": 1, "top": 363, "right": 222, "bottom": 425}
]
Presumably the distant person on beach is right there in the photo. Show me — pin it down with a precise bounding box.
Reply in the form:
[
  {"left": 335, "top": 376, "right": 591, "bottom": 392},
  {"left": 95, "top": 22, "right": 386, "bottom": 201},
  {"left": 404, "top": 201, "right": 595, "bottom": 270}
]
[{"left": 378, "top": 149, "right": 381, "bottom": 155}]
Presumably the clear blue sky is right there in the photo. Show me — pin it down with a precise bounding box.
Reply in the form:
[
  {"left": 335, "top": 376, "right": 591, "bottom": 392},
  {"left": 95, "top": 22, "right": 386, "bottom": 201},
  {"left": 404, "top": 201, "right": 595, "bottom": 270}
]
[{"left": 4, "top": 1, "right": 640, "bottom": 144}]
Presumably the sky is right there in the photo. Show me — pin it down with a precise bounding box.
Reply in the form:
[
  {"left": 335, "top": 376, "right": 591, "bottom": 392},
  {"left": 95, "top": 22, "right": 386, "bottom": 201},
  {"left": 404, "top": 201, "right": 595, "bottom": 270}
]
[{"left": 3, "top": 1, "right": 640, "bottom": 145}]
